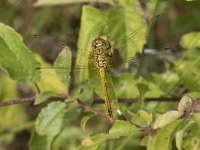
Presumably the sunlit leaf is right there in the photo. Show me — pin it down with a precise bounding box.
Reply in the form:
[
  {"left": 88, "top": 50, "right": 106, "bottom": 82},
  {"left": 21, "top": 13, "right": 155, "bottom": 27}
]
[
  {"left": 0, "top": 23, "right": 40, "bottom": 81},
  {"left": 137, "top": 110, "right": 153, "bottom": 124},
  {"left": 153, "top": 111, "right": 181, "bottom": 129},
  {"left": 35, "top": 54, "right": 67, "bottom": 93}
]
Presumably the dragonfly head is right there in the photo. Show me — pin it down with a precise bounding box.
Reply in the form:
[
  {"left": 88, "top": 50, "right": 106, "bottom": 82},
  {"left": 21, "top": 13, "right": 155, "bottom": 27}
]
[{"left": 91, "top": 35, "right": 110, "bottom": 50}]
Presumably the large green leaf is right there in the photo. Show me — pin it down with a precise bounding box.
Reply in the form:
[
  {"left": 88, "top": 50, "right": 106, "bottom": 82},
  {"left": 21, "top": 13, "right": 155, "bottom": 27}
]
[
  {"left": 75, "top": 6, "right": 106, "bottom": 85},
  {"left": 0, "top": 23, "right": 40, "bottom": 81}
]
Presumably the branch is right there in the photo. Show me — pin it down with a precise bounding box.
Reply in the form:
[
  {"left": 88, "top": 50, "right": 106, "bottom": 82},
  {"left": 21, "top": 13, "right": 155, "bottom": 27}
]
[
  {"left": 0, "top": 96, "right": 181, "bottom": 107},
  {"left": 92, "top": 96, "right": 181, "bottom": 105},
  {"left": 0, "top": 96, "right": 36, "bottom": 106}
]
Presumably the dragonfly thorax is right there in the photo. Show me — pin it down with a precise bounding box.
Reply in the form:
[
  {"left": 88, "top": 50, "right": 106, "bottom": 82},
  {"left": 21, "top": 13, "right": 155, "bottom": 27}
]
[
  {"left": 94, "top": 48, "right": 109, "bottom": 70},
  {"left": 91, "top": 35, "right": 110, "bottom": 50}
]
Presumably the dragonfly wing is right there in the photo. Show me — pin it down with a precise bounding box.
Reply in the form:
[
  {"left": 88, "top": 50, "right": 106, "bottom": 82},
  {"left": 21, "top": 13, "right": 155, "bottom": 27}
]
[{"left": 108, "top": 47, "right": 173, "bottom": 74}]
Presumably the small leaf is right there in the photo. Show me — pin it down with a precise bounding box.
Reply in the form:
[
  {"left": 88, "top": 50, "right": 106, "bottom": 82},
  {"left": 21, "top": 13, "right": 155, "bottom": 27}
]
[
  {"left": 29, "top": 131, "right": 53, "bottom": 150},
  {"left": 54, "top": 46, "right": 71, "bottom": 89},
  {"left": 137, "top": 110, "right": 152, "bottom": 124},
  {"left": 34, "top": 91, "right": 57, "bottom": 105},
  {"left": 153, "top": 111, "right": 181, "bottom": 129},
  {"left": 36, "top": 101, "right": 66, "bottom": 137},
  {"left": 137, "top": 83, "right": 149, "bottom": 95},
  {"left": 0, "top": 23, "right": 40, "bottom": 81}
]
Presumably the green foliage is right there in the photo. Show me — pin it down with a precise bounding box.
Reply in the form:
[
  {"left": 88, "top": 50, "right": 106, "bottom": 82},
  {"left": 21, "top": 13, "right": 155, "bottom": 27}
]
[
  {"left": 78, "top": 120, "right": 140, "bottom": 150},
  {"left": 0, "top": 0, "right": 200, "bottom": 150}
]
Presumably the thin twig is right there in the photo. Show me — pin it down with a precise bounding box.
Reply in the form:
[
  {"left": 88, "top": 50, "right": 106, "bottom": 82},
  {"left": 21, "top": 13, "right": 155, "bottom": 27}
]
[{"left": 76, "top": 99, "right": 107, "bottom": 117}]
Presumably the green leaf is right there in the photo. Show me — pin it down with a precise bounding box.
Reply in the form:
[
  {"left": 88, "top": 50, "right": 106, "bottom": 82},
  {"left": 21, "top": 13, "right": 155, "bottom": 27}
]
[
  {"left": 35, "top": 54, "right": 67, "bottom": 93},
  {"left": 153, "top": 111, "right": 181, "bottom": 129},
  {"left": 0, "top": 23, "right": 40, "bottom": 81},
  {"left": 34, "top": 0, "right": 114, "bottom": 7},
  {"left": 137, "top": 110, "right": 153, "bottom": 124},
  {"left": 34, "top": 91, "right": 57, "bottom": 105},
  {"left": 108, "top": 120, "right": 139, "bottom": 137},
  {"left": 54, "top": 46, "right": 71, "bottom": 89},
  {"left": 29, "top": 131, "right": 53, "bottom": 150},
  {"left": 36, "top": 101, "right": 66, "bottom": 137},
  {"left": 147, "top": 119, "right": 182, "bottom": 150},
  {"left": 180, "top": 32, "right": 200, "bottom": 49},
  {"left": 78, "top": 120, "right": 140, "bottom": 149}
]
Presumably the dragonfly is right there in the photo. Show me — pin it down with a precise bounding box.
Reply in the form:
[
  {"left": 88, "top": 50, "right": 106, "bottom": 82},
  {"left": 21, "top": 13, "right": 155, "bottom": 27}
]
[{"left": 31, "top": 18, "right": 171, "bottom": 120}]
